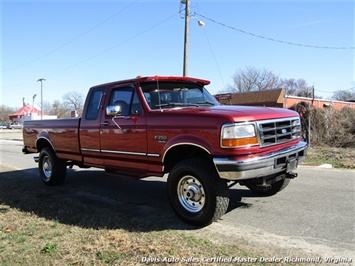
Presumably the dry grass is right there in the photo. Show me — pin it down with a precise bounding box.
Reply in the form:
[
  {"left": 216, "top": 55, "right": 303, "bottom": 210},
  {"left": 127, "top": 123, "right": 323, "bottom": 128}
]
[
  {"left": 303, "top": 146, "right": 355, "bottom": 169},
  {"left": 0, "top": 165, "right": 257, "bottom": 266},
  {"left": 1, "top": 208, "right": 229, "bottom": 265}
]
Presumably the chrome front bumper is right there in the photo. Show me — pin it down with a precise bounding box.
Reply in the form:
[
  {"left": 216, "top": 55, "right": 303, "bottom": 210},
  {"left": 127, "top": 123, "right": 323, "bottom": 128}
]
[{"left": 213, "top": 141, "right": 308, "bottom": 181}]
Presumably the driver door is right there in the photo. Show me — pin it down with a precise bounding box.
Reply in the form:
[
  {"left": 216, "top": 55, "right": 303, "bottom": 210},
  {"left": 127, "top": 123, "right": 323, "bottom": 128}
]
[{"left": 99, "top": 85, "right": 148, "bottom": 174}]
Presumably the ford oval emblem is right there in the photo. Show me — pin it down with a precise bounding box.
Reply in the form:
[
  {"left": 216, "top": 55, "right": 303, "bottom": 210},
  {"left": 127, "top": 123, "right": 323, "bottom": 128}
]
[{"left": 282, "top": 129, "right": 287, "bottom": 134}]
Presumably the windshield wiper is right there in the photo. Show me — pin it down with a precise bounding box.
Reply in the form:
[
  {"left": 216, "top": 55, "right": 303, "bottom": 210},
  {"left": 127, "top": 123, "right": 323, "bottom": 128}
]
[
  {"left": 155, "top": 102, "right": 199, "bottom": 108},
  {"left": 197, "top": 101, "right": 215, "bottom": 106}
]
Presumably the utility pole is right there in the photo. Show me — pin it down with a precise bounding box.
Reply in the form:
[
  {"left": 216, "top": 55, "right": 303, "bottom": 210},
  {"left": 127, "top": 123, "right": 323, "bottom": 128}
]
[
  {"left": 37, "top": 78, "right": 46, "bottom": 120},
  {"left": 181, "top": 0, "right": 204, "bottom": 76},
  {"left": 183, "top": 0, "right": 190, "bottom": 76}
]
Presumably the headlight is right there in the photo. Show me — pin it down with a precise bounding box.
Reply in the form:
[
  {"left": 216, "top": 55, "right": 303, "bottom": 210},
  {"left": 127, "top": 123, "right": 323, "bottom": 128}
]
[{"left": 221, "top": 123, "right": 258, "bottom": 148}]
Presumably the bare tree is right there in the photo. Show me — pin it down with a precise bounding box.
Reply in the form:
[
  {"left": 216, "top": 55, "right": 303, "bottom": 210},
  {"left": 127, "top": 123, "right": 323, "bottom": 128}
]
[
  {"left": 51, "top": 100, "right": 70, "bottom": 118},
  {"left": 0, "top": 105, "right": 16, "bottom": 122},
  {"left": 39, "top": 100, "right": 73, "bottom": 118},
  {"left": 279, "top": 78, "right": 298, "bottom": 96},
  {"left": 62, "top": 91, "right": 84, "bottom": 117},
  {"left": 255, "top": 68, "right": 280, "bottom": 91},
  {"left": 230, "top": 66, "right": 280, "bottom": 92},
  {"left": 223, "top": 65, "right": 317, "bottom": 98},
  {"left": 332, "top": 88, "right": 355, "bottom": 101},
  {"left": 279, "top": 78, "right": 313, "bottom": 97},
  {"left": 296, "top": 79, "right": 312, "bottom": 98},
  {"left": 41, "top": 100, "right": 52, "bottom": 116}
]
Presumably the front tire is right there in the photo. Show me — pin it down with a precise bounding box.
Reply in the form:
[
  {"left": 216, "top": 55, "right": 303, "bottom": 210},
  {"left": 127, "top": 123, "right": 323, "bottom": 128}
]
[
  {"left": 38, "top": 147, "right": 67, "bottom": 186},
  {"left": 167, "top": 158, "right": 229, "bottom": 226}
]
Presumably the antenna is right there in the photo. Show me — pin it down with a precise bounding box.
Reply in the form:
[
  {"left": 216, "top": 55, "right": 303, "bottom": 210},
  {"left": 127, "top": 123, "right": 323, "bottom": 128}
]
[{"left": 156, "top": 77, "right": 162, "bottom": 112}]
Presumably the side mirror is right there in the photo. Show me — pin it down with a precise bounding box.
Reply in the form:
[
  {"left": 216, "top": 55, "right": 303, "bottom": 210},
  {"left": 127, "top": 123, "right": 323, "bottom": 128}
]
[{"left": 106, "top": 105, "right": 121, "bottom": 116}]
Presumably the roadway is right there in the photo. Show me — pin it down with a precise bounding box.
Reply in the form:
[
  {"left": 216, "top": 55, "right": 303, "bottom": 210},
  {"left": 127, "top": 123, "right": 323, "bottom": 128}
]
[{"left": 1, "top": 130, "right": 354, "bottom": 261}]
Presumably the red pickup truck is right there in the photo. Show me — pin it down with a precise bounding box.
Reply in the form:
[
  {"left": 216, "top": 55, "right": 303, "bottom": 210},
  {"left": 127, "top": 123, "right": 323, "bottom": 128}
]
[{"left": 23, "top": 76, "right": 307, "bottom": 226}]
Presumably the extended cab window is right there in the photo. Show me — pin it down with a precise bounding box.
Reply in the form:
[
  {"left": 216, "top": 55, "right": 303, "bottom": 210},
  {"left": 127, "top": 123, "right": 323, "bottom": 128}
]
[
  {"left": 109, "top": 87, "right": 142, "bottom": 116},
  {"left": 86, "top": 88, "right": 104, "bottom": 120}
]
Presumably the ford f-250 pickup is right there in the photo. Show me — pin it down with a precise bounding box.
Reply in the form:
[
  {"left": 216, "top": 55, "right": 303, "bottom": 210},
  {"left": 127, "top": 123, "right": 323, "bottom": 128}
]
[{"left": 23, "top": 76, "right": 307, "bottom": 226}]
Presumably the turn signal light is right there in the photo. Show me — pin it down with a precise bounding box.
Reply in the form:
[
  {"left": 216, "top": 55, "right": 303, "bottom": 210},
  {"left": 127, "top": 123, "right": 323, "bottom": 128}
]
[{"left": 222, "top": 137, "right": 258, "bottom": 147}]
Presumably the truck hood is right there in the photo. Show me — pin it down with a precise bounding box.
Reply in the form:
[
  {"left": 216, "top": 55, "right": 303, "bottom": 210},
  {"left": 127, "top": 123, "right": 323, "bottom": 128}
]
[{"left": 165, "top": 105, "right": 299, "bottom": 122}]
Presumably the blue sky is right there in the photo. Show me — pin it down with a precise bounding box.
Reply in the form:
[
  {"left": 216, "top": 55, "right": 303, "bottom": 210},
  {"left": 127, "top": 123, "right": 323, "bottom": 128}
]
[{"left": 1, "top": 0, "right": 354, "bottom": 109}]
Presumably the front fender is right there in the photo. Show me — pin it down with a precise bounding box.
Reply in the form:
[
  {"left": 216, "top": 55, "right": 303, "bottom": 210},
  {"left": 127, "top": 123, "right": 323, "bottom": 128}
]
[{"left": 162, "top": 134, "right": 213, "bottom": 161}]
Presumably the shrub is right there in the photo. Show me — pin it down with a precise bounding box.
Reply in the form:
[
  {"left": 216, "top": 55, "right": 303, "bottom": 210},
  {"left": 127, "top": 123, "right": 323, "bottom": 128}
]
[{"left": 291, "top": 104, "right": 355, "bottom": 148}]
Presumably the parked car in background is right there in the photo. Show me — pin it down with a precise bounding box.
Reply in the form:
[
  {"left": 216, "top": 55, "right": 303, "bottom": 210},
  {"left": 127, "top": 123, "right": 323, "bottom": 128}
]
[
  {"left": 7, "top": 122, "right": 23, "bottom": 129},
  {"left": 0, "top": 122, "right": 10, "bottom": 129}
]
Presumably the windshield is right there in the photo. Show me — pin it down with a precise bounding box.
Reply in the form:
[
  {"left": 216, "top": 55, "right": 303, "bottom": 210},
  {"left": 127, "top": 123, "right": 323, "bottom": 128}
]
[{"left": 140, "top": 81, "right": 220, "bottom": 110}]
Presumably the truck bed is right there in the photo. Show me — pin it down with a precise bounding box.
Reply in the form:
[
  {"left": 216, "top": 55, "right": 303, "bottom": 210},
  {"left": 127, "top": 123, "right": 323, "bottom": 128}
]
[{"left": 23, "top": 118, "right": 82, "bottom": 162}]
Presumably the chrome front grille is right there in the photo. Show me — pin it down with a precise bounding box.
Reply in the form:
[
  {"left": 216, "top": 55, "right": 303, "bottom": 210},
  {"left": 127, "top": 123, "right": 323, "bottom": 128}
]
[{"left": 257, "top": 117, "right": 301, "bottom": 147}]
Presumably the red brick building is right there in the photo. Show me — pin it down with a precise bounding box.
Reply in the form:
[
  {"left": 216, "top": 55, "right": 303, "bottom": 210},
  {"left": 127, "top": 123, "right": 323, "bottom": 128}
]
[{"left": 215, "top": 89, "right": 355, "bottom": 110}]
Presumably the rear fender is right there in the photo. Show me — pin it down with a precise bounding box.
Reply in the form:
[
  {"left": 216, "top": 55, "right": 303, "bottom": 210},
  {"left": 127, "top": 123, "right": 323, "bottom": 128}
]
[{"left": 36, "top": 133, "right": 55, "bottom": 153}]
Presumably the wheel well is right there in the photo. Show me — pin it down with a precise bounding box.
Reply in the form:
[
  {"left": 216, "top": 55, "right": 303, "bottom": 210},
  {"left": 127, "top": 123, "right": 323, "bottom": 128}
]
[
  {"left": 36, "top": 138, "right": 54, "bottom": 153},
  {"left": 164, "top": 144, "right": 211, "bottom": 173}
]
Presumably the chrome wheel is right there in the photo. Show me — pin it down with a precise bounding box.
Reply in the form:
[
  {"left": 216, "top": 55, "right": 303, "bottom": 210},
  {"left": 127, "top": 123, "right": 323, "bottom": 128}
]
[
  {"left": 42, "top": 155, "right": 52, "bottom": 181},
  {"left": 38, "top": 147, "right": 66, "bottom": 186},
  {"left": 168, "top": 158, "right": 229, "bottom": 226},
  {"left": 177, "top": 175, "right": 205, "bottom": 213}
]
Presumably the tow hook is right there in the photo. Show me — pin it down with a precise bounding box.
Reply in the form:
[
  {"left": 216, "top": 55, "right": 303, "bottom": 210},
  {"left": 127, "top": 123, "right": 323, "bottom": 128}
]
[
  {"left": 286, "top": 172, "right": 298, "bottom": 179},
  {"left": 252, "top": 178, "right": 272, "bottom": 191},
  {"left": 255, "top": 184, "right": 272, "bottom": 191}
]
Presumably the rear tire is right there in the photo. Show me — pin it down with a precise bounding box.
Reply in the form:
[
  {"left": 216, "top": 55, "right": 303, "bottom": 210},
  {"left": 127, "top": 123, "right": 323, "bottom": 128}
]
[
  {"left": 167, "top": 158, "right": 229, "bottom": 226},
  {"left": 38, "top": 147, "right": 67, "bottom": 186}
]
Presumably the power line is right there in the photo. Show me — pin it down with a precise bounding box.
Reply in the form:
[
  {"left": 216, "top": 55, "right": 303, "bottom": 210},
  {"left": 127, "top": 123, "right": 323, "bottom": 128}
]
[
  {"left": 195, "top": 1, "right": 225, "bottom": 88},
  {"left": 45, "top": 12, "right": 179, "bottom": 79},
  {"left": 314, "top": 89, "right": 333, "bottom": 94},
  {"left": 2, "top": 0, "right": 139, "bottom": 73},
  {"left": 195, "top": 12, "right": 355, "bottom": 50},
  {"left": 201, "top": 28, "right": 226, "bottom": 89},
  {"left": 2, "top": 11, "right": 180, "bottom": 89},
  {"left": 317, "top": 86, "right": 355, "bottom": 93}
]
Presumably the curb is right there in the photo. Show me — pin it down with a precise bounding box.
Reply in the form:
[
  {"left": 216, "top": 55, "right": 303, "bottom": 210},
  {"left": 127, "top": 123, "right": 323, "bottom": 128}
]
[{"left": 299, "top": 163, "right": 333, "bottom": 169}]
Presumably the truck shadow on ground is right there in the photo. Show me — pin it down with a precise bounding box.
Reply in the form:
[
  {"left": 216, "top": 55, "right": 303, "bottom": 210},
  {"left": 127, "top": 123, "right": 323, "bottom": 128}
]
[{"left": 0, "top": 167, "right": 260, "bottom": 232}]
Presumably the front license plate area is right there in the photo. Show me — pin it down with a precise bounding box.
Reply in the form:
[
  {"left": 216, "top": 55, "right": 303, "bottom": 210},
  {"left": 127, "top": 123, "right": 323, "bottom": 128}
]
[{"left": 286, "top": 159, "right": 297, "bottom": 172}]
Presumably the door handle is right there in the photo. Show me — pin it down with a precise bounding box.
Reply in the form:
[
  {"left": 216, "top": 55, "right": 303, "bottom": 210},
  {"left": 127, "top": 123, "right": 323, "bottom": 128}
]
[{"left": 101, "top": 121, "right": 109, "bottom": 126}]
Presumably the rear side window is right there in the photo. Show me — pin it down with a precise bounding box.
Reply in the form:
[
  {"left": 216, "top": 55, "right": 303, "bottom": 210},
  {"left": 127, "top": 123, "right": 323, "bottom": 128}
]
[{"left": 86, "top": 88, "right": 104, "bottom": 120}]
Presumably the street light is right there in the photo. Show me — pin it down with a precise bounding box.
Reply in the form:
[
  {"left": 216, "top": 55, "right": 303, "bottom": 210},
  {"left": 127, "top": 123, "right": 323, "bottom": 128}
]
[
  {"left": 196, "top": 19, "right": 205, "bottom": 27},
  {"left": 32, "top": 94, "right": 37, "bottom": 117},
  {"left": 37, "top": 78, "right": 46, "bottom": 120},
  {"left": 182, "top": 0, "right": 205, "bottom": 76}
]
